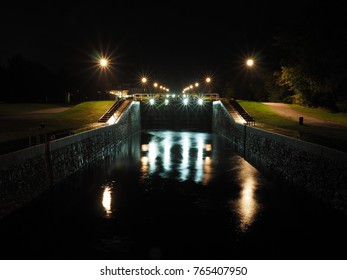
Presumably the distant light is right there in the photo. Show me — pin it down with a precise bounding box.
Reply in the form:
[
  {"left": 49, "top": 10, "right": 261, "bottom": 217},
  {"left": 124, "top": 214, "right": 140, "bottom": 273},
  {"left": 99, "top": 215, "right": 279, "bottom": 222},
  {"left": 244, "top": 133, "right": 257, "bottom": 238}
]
[
  {"left": 195, "top": 82, "right": 199, "bottom": 87},
  {"left": 198, "top": 98, "right": 203, "bottom": 105},
  {"left": 183, "top": 98, "right": 189, "bottom": 105},
  {"left": 246, "top": 59, "right": 254, "bottom": 67},
  {"left": 141, "top": 77, "right": 147, "bottom": 84},
  {"left": 141, "top": 144, "right": 149, "bottom": 152},
  {"left": 172, "top": 94, "right": 175, "bottom": 98},
  {"left": 206, "top": 77, "right": 211, "bottom": 83},
  {"left": 165, "top": 99, "right": 169, "bottom": 105},
  {"left": 205, "top": 144, "right": 212, "bottom": 151},
  {"left": 153, "top": 82, "right": 158, "bottom": 88},
  {"left": 149, "top": 98, "right": 155, "bottom": 105},
  {"left": 100, "top": 58, "right": 108, "bottom": 67}
]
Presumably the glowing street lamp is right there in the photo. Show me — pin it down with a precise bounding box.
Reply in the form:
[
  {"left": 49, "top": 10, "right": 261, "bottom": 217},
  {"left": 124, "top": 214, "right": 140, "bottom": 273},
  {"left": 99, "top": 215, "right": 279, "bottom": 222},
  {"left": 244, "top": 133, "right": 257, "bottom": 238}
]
[
  {"left": 246, "top": 58, "right": 254, "bottom": 67},
  {"left": 99, "top": 58, "right": 108, "bottom": 68},
  {"left": 245, "top": 58, "right": 255, "bottom": 100},
  {"left": 205, "top": 77, "right": 212, "bottom": 93},
  {"left": 141, "top": 77, "right": 148, "bottom": 92}
]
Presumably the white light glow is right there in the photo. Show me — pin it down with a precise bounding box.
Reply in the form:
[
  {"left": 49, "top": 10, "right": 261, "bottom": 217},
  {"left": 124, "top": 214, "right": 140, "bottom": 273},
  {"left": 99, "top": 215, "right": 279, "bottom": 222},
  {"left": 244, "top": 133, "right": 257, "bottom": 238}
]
[
  {"left": 106, "top": 115, "right": 116, "bottom": 125},
  {"left": 180, "top": 133, "right": 190, "bottom": 181},
  {"left": 163, "top": 135, "right": 171, "bottom": 172},
  {"left": 102, "top": 185, "right": 112, "bottom": 217},
  {"left": 233, "top": 158, "right": 260, "bottom": 232},
  {"left": 195, "top": 133, "right": 204, "bottom": 182},
  {"left": 148, "top": 141, "right": 157, "bottom": 173},
  {"left": 100, "top": 58, "right": 108, "bottom": 67}
]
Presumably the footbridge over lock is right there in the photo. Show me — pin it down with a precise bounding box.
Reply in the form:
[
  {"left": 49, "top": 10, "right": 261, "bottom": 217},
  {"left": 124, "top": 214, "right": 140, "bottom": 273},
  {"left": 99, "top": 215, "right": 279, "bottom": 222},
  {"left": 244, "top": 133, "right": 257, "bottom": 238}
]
[{"left": 100, "top": 93, "right": 254, "bottom": 130}]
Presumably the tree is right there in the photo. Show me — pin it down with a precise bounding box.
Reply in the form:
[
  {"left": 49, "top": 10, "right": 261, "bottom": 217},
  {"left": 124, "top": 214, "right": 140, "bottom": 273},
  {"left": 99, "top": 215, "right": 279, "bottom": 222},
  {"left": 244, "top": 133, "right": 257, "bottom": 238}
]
[{"left": 273, "top": 2, "right": 347, "bottom": 111}]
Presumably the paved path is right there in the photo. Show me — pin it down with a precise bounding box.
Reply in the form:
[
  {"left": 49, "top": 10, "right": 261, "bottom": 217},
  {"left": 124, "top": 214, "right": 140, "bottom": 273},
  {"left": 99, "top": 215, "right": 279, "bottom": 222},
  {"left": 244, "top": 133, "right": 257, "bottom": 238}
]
[{"left": 262, "top": 102, "right": 347, "bottom": 128}]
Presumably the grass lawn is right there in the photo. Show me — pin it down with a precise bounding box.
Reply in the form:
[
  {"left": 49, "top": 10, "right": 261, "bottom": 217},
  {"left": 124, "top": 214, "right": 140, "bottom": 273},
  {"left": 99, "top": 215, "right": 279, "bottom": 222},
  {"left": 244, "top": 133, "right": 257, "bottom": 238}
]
[
  {"left": 0, "top": 103, "right": 64, "bottom": 115},
  {"left": 238, "top": 100, "right": 347, "bottom": 152},
  {"left": 0, "top": 101, "right": 115, "bottom": 144}
]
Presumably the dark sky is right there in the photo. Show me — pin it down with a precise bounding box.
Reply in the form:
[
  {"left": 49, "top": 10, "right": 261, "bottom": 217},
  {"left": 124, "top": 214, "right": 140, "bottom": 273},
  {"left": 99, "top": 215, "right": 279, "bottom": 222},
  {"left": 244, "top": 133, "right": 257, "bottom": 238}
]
[{"left": 0, "top": 1, "right": 313, "bottom": 91}]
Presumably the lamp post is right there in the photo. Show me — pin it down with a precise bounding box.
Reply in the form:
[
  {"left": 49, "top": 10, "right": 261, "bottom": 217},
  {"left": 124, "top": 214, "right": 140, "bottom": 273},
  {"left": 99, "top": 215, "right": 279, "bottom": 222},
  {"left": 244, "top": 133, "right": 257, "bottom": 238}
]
[
  {"left": 141, "top": 77, "right": 147, "bottom": 93},
  {"left": 245, "top": 58, "right": 254, "bottom": 100},
  {"left": 205, "top": 77, "right": 211, "bottom": 93},
  {"left": 99, "top": 58, "right": 109, "bottom": 100}
]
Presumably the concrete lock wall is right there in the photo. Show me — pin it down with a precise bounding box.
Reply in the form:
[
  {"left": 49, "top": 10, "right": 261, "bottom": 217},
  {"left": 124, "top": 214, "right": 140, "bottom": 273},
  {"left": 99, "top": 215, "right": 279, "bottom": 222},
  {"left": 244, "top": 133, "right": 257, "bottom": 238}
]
[
  {"left": 0, "top": 101, "right": 141, "bottom": 219},
  {"left": 212, "top": 101, "right": 347, "bottom": 215},
  {"left": 141, "top": 100, "right": 212, "bottom": 131}
]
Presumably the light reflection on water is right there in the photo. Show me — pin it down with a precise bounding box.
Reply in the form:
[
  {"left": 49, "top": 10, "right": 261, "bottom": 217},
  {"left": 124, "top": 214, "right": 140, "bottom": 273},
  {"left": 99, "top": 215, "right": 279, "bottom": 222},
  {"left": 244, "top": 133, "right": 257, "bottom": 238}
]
[
  {"left": 102, "top": 130, "right": 263, "bottom": 232},
  {"left": 2, "top": 129, "right": 346, "bottom": 260},
  {"left": 231, "top": 157, "right": 261, "bottom": 231},
  {"left": 140, "top": 130, "right": 214, "bottom": 185},
  {"left": 102, "top": 184, "right": 113, "bottom": 217}
]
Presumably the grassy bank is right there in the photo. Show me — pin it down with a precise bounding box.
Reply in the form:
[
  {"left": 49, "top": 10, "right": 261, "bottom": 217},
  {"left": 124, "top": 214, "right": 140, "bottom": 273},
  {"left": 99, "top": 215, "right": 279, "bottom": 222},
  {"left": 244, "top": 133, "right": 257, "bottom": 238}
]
[
  {"left": 0, "top": 101, "right": 115, "bottom": 144},
  {"left": 238, "top": 100, "right": 347, "bottom": 152}
]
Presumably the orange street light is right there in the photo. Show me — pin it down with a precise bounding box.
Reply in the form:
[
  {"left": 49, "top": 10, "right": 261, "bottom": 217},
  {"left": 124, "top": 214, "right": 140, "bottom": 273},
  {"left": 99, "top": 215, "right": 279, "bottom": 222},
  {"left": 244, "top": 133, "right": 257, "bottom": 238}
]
[
  {"left": 246, "top": 58, "right": 254, "bottom": 67},
  {"left": 99, "top": 58, "right": 108, "bottom": 68}
]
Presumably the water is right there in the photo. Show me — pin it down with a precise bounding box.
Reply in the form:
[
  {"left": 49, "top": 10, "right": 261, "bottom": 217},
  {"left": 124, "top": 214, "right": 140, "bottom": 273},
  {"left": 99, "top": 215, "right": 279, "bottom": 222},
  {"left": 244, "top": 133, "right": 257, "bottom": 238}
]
[{"left": 1, "top": 130, "right": 347, "bottom": 260}]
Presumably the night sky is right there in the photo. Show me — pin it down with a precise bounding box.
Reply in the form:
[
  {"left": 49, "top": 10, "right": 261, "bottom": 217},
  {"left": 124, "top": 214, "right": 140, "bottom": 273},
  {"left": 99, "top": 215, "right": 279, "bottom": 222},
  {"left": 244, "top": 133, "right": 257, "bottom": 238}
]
[{"left": 0, "top": 1, "right": 320, "bottom": 92}]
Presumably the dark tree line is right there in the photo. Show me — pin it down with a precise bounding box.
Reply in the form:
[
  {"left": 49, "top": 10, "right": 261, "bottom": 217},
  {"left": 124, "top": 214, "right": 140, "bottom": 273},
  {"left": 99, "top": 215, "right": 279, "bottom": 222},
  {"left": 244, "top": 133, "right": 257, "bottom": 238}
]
[
  {"left": 273, "top": 2, "right": 347, "bottom": 111},
  {"left": 2, "top": 2, "right": 347, "bottom": 112},
  {"left": 0, "top": 54, "right": 99, "bottom": 104},
  {"left": 223, "top": 2, "right": 347, "bottom": 112}
]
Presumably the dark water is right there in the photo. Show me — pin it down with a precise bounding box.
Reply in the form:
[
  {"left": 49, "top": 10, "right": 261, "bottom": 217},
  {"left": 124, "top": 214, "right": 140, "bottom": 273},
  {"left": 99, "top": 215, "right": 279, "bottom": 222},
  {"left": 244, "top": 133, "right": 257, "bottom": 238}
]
[{"left": 1, "top": 130, "right": 347, "bottom": 260}]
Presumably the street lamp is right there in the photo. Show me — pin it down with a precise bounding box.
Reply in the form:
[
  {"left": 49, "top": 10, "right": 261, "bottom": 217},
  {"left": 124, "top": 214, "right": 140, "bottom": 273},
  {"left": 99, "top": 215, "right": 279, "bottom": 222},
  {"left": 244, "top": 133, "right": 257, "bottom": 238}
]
[
  {"left": 205, "top": 77, "right": 212, "bottom": 93},
  {"left": 153, "top": 82, "right": 159, "bottom": 96},
  {"left": 99, "top": 58, "right": 108, "bottom": 68},
  {"left": 99, "top": 58, "right": 109, "bottom": 99},
  {"left": 246, "top": 58, "right": 254, "bottom": 67},
  {"left": 245, "top": 58, "right": 255, "bottom": 100},
  {"left": 141, "top": 77, "right": 147, "bottom": 93}
]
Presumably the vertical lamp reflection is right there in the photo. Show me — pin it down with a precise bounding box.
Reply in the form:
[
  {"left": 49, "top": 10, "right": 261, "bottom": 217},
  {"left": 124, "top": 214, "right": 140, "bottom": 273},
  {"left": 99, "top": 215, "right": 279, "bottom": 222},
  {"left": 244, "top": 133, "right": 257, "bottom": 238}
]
[
  {"left": 195, "top": 134, "right": 204, "bottom": 182},
  {"left": 148, "top": 141, "right": 157, "bottom": 174},
  {"left": 180, "top": 133, "right": 190, "bottom": 181},
  {"left": 102, "top": 185, "right": 113, "bottom": 217},
  {"left": 140, "top": 132, "right": 214, "bottom": 185},
  {"left": 233, "top": 158, "right": 260, "bottom": 231},
  {"left": 163, "top": 134, "right": 171, "bottom": 172}
]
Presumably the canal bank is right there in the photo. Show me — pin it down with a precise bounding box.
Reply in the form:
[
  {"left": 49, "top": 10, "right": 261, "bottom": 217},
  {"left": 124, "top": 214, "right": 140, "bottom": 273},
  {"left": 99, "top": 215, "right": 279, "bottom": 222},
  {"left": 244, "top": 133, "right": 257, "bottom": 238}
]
[
  {"left": 0, "top": 99, "right": 346, "bottom": 220},
  {"left": 212, "top": 100, "right": 347, "bottom": 215},
  {"left": 0, "top": 102, "right": 141, "bottom": 219}
]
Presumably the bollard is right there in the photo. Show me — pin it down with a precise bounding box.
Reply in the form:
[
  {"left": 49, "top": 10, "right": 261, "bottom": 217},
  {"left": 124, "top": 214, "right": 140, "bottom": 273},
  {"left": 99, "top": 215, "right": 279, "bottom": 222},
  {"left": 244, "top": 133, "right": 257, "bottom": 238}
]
[{"left": 299, "top": 117, "right": 304, "bottom": 125}]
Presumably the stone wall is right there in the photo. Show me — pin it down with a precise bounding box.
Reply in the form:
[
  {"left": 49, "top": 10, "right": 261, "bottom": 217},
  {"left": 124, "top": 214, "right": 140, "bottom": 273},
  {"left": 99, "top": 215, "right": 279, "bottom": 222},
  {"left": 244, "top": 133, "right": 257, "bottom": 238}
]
[
  {"left": 0, "top": 101, "right": 141, "bottom": 219},
  {"left": 212, "top": 101, "right": 347, "bottom": 215}
]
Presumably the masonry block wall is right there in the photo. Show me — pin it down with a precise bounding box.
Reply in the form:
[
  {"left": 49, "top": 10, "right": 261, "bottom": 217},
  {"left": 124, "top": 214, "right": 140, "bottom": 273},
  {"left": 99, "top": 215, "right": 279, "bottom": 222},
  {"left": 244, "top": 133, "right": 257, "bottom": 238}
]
[
  {"left": 212, "top": 101, "right": 347, "bottom": 215},
  {"left": 0, "top": 101, "right": 141, "bottom": 219}
]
